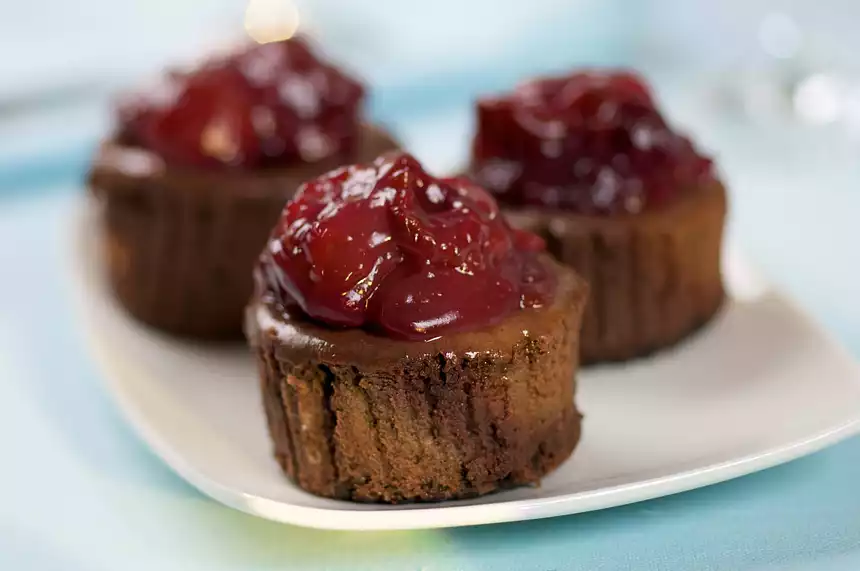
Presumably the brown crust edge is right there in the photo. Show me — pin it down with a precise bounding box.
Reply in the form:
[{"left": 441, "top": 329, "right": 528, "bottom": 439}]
[
  {"left": 87, "top": 125, "right": 399, "bottom": 339},
  {"left": 508, "top": 181, "right": 728, "bottom": 364},
  {"left": 247, "top": 263, "right": 588, "bottom": 503}
]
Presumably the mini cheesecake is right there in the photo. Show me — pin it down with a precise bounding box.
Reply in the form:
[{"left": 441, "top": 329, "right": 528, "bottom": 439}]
[
  {"left": 470, "top": 71, "right": 726, "bottom": 363},
  {"left": 246, "top": 153, "right": 588, "bottom": 502},
  {"left": 88, "top": 37, "right": 398, "bottom": 339}
]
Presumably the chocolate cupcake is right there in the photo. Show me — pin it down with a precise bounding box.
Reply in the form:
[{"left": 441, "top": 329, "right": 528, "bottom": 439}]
[
  {"left": 246, "top": 152, "right": 588, "bottom": 503},
  {"left": 88, "top": 38, "right": 398, "bottom": 338},
  {"left": 470, "top": 71, "right": 726, "bottom": 364}
]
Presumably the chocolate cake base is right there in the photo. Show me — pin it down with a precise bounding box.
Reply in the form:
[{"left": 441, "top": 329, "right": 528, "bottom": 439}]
[
  {"left": 246, "top": 260, "right": 588, "bottom": 503},
  {"left": 88, "top": 125, "right": 398, "bottom": 339},
  {"left": 509, "top": 180, "right": 727, "bottom": 364}
]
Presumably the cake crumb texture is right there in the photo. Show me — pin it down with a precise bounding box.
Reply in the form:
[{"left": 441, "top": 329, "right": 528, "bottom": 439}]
[{"left": 254, "top": 322, "right": 582, "bottom": 503}]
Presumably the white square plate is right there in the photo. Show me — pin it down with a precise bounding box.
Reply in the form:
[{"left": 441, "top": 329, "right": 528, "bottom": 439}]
[{"left": 70, "top": 202, "right": 860, "bottom": 531}]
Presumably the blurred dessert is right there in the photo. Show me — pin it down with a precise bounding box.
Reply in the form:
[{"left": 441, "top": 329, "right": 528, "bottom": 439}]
[
  {"left": 88, "top": 37, "right": 398, "bottom": 338},
  {"left": 470, "top": 71, "right": 726, "bottom": 363},
  {"left": 246, "top": 152, "right": 588, "bottom": 502}
]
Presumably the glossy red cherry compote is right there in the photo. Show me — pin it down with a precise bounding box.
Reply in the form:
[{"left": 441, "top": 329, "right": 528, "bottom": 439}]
[
  {"left": 472, "top": 70, "right": 714, "bottom": 215},
  {"left": 259, "top": 152, "right": 556, "bottom": 341},
  {"left": 118, "top": 37, "right": 364, "bottom": 169}
]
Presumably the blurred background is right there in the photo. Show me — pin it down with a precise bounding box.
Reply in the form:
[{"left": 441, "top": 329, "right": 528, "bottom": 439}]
[
  {"left": 6, "top": 0, "right": 860, "bottom": 173},
  {"left": 3, "top": 5, "right": 860, "bottom": 569},
  {"left": 2, "top": 0, "right": 860, "bottom": 343}
]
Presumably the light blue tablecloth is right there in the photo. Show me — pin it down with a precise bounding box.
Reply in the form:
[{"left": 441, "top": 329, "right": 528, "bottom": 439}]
[{"left": 3, "top": 89, "right": 860, "bottom": 570}]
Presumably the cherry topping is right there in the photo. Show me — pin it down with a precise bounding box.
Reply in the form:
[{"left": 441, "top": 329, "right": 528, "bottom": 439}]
[
  {"left": 471, "top": 70, "right": 714, "bottom": 215},
  {"left": 117, "top": 37, "right": 364, "bottom": 169},
  {"left": 260, "top": 152, "right": 555, "bottom": 340}
]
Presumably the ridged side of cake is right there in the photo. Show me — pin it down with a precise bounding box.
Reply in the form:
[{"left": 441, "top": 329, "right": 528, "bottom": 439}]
[
  {"left": 250, "top": 300, "right": 583, "bottom": 503},
  {"left": 510, "top": 181, "right": 727, "bottom": 364}
]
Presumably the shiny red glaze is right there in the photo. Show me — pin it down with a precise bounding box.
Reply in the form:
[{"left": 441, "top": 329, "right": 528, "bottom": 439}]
[
  {"left": 118, "top": 37, "right": 364, "bottom": 169},
  {"left": 471, "top": 70, "right": 714, "bottom": 215},
  {"left": 260, "top": 152, "right": 556, "bottom": 340}
]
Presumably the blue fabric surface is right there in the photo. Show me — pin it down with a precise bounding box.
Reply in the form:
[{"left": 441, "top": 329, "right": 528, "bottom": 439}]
[{"left": 3, "top": 96, "right": 860, "bottom": 569}]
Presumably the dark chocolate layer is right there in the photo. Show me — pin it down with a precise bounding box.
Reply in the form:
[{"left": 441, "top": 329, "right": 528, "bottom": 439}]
[
  {"left": 247, "top": 258, "right": 588, "bottom": 502},
  {"left": 508, "top": 180, "right": 727, "bottom": 364},
  {"left": 88, "top": 124, "right": 398, "bottom": 339}
]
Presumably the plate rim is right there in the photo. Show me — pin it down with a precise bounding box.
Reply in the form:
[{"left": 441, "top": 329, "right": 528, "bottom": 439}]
[
  {"left": 83, "top": 333, "right": 860, "bottom": 530},
  {"left": 69, "top": 200, "right": 860, "bottom": 531}
]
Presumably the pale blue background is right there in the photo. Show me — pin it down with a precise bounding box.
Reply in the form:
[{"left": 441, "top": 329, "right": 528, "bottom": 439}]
[
  {"left": 4, "top": 0, "right": 860, "bottom": 564},
  {"left": 3, "top": 76, "right": 860, "bottom": 569}
]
